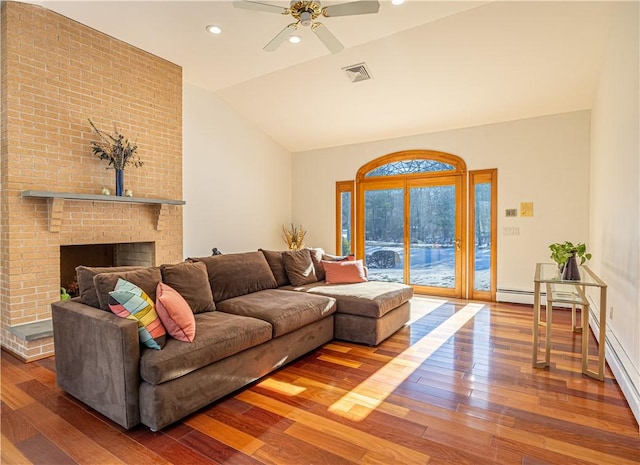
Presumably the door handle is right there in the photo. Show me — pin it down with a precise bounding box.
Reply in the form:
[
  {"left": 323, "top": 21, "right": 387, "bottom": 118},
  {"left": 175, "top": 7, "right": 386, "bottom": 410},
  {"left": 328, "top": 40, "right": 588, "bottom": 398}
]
[{"left": 455, "top": 238, "right": 461, "bottom": 251}]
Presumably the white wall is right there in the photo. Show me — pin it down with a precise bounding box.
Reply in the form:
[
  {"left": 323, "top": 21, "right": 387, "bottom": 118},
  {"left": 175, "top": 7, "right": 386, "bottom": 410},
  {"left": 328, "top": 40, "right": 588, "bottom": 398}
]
[
  {"left": 292, "top": 111, "right": 591, "bottom": 294},
  {"left": 182, "top": 83, "right": 292, "bottom": 257},
  {"left": 590, "top": 2, "right": 639, "bottom": 426}
]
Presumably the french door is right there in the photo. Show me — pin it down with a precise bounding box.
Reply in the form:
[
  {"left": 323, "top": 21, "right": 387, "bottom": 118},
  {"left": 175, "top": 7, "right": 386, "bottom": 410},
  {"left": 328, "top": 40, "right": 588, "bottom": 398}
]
[{"left": 357, "top": 174, "right": 465, "bottom": 298}]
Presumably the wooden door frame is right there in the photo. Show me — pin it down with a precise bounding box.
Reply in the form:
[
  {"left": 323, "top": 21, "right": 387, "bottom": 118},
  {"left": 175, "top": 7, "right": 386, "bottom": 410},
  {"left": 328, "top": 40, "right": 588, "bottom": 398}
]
[
  {"left": 406, "top": 174, "right": 466, "bottom": 298},
  {"left": 355, "top": 150, "right": 467, "bottom": 299},
  {"left": 468, "top": 169, "right": 498, "bottom": 301}
]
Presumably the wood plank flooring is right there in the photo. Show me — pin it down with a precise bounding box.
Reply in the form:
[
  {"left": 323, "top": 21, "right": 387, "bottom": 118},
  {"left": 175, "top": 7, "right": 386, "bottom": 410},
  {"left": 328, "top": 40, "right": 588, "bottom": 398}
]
[{"left": 2, "top": 297, "right": 639, "bottom": 464}]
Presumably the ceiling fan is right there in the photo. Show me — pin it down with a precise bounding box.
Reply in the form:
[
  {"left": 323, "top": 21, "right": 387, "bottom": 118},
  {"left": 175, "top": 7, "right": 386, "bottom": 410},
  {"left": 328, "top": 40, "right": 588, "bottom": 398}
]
[{"left": 233, "top": 0, "right": 381, "bottom": 54}]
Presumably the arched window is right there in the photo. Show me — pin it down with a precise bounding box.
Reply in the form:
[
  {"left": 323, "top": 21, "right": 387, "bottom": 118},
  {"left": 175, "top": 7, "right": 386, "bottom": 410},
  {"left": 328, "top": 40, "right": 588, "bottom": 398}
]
[
  {"left": 365, "top": 159, "right": 455, "bottom": 177},
  {"left": 357, "top": 150, "right": 466, "bottom": 181}
]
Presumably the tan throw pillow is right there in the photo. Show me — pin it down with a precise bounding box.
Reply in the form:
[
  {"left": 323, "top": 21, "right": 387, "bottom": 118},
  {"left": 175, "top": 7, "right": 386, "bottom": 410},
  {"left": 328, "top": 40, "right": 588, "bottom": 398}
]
[
  {"left": 93, "top": 267, "right": 162, "bottom": 312},
  {"left": 160, "top": 261, "right": 215, "bottom": 313},
  {"left": 283, "top": 249, "right": 318, "bottom": 286}
]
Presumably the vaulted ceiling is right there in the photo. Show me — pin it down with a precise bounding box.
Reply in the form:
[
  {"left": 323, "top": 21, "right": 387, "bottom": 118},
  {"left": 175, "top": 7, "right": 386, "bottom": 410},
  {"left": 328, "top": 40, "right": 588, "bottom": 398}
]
[{"left": 38, "top": 1, "right": 615, "bottom": 152}]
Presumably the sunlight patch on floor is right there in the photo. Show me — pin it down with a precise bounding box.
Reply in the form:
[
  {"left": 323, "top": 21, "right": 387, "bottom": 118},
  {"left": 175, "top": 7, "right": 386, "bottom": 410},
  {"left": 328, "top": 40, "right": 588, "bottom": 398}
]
[
  {"left": 328, "top": 302, "right": 485, "bottom": 421},
  {"left": 407, "top": 296, "right": 449, "bottom": 324},
  {"left": 257, "top": 378, "right": 307, "bottom": 396}
]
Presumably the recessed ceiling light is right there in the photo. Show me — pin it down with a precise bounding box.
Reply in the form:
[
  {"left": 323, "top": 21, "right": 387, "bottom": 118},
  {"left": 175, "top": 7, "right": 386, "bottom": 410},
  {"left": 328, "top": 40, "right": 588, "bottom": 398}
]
[
  {"left": 391, "top": 0, "right": 405, "bottom": 5},
  {"left": 288, "top": 35, "right": 301, "bottom": 44},
  {"left": 206, "top": 25, "right": 222, "bottom": 34}
]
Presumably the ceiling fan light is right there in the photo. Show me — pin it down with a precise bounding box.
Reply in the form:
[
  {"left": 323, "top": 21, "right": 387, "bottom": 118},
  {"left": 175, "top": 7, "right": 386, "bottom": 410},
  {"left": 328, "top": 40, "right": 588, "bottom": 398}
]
[
  {"left": 289, "top": 34, "right": 302, "bottom": 44},
  {"left": 206, "top": 25, "right": 222, "bottom": 34},
  {"left": 300, "top": 11, "right": 312, "bottom": 26}
]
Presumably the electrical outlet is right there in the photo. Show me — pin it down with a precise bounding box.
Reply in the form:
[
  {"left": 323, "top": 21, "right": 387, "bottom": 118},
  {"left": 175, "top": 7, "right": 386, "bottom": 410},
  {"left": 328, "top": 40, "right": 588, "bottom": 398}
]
[
  {"left": 609, "top": 306, "right": 614, "bottom": 319},
  {"left": 503, "top": 226, "right": 520, "bottom": 236}
]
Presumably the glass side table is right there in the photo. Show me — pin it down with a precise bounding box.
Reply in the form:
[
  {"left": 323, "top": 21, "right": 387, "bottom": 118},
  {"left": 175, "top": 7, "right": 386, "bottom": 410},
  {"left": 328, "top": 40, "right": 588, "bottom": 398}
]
[{"left": 532, "top": 263, "right": 607, "bottom": 380}]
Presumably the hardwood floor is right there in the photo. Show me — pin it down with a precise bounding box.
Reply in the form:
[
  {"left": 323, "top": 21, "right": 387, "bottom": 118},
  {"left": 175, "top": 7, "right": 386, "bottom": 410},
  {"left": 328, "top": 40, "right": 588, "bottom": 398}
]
[{"left": 2, "top": 297, "right": 639, "bottom": 465}]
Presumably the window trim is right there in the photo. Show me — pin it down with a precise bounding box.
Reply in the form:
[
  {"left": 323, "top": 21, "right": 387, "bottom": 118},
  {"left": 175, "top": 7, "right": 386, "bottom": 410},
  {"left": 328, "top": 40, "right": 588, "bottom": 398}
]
[
  {"left": 468, "top": 169, "right": 497, "bottom": 301},
  {"left": 335, "top": 180, "right": 355, "bottom": 255}
]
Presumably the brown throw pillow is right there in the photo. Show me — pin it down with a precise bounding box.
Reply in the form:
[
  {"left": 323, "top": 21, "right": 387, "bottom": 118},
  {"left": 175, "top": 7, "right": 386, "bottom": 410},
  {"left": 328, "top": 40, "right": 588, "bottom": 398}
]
[
  {"left": 283, "top": 249, "right": 318, "bottom": 286},
  {"left": 160, "top": 261, "right": 215, "bottom": 313},
  {"left": 76, "top": 265, "right": 143, "bottom": 308},
  {"left": 307, "top": 247, "right": 326, "bottom": 281},
  {"left": 93, "top": 267, "right": 162, "bottom": 312},
  {"left": 259, "top": 249, "right": 290, "bottom": 287}
]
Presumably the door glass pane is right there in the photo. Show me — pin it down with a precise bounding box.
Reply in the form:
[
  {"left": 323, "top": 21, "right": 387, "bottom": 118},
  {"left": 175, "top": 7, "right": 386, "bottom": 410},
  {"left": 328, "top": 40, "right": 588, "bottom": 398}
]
[
  {"left": 474, "top": 182, "right": 491, "bottom": 291},
  {"left": 364, "top": 189, "right": 404, "bottom": 283},
  {"left": 409, "top": 185, "right": 456, "bottom": 288},
  {"left": 340, "top": 191, "right": 352, "bottom": 255}
]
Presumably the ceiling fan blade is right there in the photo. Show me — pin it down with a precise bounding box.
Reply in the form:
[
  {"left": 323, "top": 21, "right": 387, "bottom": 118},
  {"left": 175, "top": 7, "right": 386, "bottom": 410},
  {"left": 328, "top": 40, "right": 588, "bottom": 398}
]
[
  {"left": 322, "top": 0, "right": 380, "bottom": 17},
  {"left": 312, "top": 23, "right": 344, "bottom": 54},
  {"left": 264, "top": 23, "right": 298, "bottom": 52},
  {"left": 233, "top": 0, "right": 288, "bottom": 15}
]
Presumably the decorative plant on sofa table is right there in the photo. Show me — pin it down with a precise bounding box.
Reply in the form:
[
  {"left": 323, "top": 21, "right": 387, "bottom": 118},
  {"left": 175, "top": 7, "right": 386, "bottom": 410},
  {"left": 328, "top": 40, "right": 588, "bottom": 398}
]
[
  {"left": 282, "top": 223, "right": 306, "bottom": 250},
  {"left": 549, "top": 241, "right": 591, "bottom": 266},
  {"left": 549, "top": 241, "right": 592, "bottom": 280},
  {"left": 89, "top": 119, "right": 143, "bottom": 196}
]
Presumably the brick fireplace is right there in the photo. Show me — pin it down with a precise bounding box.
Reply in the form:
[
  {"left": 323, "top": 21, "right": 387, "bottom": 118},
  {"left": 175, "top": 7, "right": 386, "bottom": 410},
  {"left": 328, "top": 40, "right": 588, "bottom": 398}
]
[{"left": 1, "top": 2, "right": 184, "bottom": 361}]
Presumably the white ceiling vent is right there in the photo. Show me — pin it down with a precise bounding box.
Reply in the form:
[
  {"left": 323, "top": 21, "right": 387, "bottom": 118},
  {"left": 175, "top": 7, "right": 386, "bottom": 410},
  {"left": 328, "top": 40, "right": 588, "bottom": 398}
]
[{"left": 342, "top": 62, "right": 373, "bottom": 83}]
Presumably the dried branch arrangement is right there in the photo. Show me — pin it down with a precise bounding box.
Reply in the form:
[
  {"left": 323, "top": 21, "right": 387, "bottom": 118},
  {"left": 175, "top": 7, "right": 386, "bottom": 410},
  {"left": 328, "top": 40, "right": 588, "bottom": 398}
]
[
  {"left": 89, "top": 119, "right": 143, "bottom": 170},
  {"left": 282, "top": 223, "right": 306, "bottom": 250}
]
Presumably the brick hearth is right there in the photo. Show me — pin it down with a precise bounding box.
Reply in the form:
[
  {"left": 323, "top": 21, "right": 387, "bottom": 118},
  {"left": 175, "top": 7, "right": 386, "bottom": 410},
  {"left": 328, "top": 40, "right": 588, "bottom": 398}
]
[{"left": 0, "top": 2, "right": 184, "bottom": 361}]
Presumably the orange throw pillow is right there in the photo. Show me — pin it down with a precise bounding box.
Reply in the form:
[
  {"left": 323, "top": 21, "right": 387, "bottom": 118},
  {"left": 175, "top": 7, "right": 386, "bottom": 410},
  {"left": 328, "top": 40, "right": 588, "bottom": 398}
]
[
  {"left": 321, "top": 260, "right": 368, "bottom": 284},
  {"left": 155, "top": 283, "right": 196, "bottom": 342}
]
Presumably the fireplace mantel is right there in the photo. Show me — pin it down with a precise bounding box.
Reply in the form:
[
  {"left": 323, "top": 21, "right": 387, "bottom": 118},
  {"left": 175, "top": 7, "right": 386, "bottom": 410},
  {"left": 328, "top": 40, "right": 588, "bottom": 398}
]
[{"left": 21, "top": 190, "right": 186, "bottom": 232}]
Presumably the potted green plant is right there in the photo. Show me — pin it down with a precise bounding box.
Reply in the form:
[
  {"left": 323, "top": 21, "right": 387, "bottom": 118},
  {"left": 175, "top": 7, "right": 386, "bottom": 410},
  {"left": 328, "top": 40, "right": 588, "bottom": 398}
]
[
  {"left": 89, "top": 119, "right": 143, "bottom": 196},
  {"left": 548, "top": 241, "right": 592, "bottom": 280},
  {"left": 549, "top": 241, "right": 591, "bottom": 266}
]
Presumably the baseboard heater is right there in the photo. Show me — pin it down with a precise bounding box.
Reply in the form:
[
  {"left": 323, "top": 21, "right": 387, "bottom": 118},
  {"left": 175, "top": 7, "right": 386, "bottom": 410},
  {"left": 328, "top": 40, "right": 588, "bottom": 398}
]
[
  {"left": 496, "top": 288, "right": 536, "bottom": 305},
  {"left": 497, "top": 288, "right": 575, "bottom": 308}
]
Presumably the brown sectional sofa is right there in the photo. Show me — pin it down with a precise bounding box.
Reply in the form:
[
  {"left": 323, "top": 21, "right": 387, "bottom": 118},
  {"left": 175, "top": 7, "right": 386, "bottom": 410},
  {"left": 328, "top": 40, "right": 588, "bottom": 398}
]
[{"left": 51, "top": 249, "right": 412, "bottom": 431}]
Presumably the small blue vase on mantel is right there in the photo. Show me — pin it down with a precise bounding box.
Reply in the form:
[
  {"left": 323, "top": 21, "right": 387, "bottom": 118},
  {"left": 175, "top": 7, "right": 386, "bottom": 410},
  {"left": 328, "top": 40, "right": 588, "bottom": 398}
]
[{"left": 115, "top": 169, "right": 124, "bottom": 196}]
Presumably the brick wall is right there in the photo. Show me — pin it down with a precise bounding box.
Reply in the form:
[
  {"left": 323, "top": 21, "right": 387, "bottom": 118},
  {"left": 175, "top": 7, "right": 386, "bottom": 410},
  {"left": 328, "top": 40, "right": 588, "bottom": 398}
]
[{"left": 0, "top": 2, "right": 183, "bottom": 361}]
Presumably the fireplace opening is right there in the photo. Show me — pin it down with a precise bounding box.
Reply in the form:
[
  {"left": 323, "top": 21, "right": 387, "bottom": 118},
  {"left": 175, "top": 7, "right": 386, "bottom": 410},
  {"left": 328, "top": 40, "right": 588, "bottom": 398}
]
[{"left": 60, "top": 242, "right": 155, "bottom": 297}]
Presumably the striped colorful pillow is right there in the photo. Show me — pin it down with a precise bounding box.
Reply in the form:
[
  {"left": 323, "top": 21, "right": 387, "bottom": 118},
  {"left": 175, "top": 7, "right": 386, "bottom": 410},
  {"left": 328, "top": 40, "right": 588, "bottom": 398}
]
[{"left": 109, "top": 278, "right": 166, "bottom": 350}]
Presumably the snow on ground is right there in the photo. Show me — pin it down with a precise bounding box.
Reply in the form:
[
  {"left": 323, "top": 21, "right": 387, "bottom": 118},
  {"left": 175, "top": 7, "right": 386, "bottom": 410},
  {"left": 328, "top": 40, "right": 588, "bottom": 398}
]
[{"left": 365, "top": 243, "right": 490, "bottom": 290}]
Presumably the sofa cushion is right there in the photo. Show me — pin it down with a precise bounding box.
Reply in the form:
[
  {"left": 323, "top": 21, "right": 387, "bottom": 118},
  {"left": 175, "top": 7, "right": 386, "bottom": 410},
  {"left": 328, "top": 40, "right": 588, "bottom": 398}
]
[
  {"left": 307, "top": 247, "right": 326, "bottom": 281},
  {"left": 140, "top": 311, "right": 272, "bottom": 385},
  {"left": 259, "top": 249, "right": 290, "bottom": 287},
  {"left": 160, "top": 261, "right": 215, "bottom": 313},
  {"left": 108, "top": 278, "right": 166, "bottom": 350},
  {"left": 189, "top": 252, "right": 278, "bottom": 303},
  {"left": 76, "top": 265, "right": 143, "bottom": 308},
  {"left": 322, "top": 259, "right": 368, "bottom": 284},
  {"left": 216, "top": 289, "right": 336, "bottom": 338},
  {"left": 155, "top": 283, "right": 196, "bottom": 342},
  {"left": 283, "top": 281, "right": 413, "bottom": 319},
  {"left": 282, "top": 249, "right": 317, "bottom": 286},
  {"left": 94, "top": 267, "right": 162, "bottom": 312}
]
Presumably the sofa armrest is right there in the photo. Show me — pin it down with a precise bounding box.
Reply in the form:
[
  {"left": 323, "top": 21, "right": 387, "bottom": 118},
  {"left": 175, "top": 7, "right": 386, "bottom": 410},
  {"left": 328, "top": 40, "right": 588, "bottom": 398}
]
[{"left": 51, "top": 299, "right": 141, "bottom": 429}]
